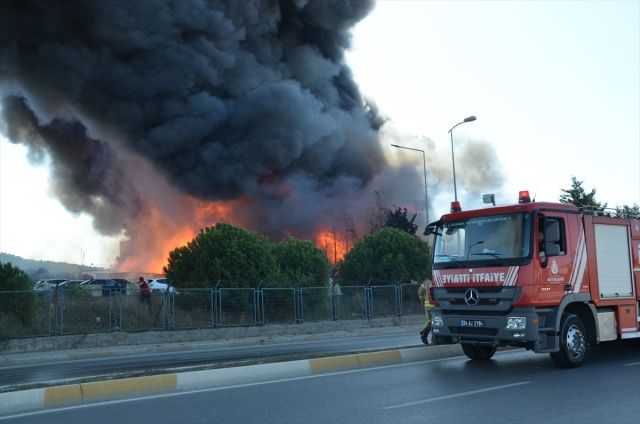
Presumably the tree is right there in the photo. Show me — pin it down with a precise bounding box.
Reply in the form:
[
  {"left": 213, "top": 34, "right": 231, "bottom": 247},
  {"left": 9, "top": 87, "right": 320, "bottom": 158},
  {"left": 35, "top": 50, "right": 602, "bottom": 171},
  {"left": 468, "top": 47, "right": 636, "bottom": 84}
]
[
  {"left": 369, "top": 205, "right": 418, "bottom": 235},
  {"left": 163, "top": 223, "right": 277, "bottom": 288},
  {"left": 272, "top": 237, "right": 331, "bottom": 287},
  {"left": 384, "top": 206, "right": 418, "bottom": 235},
  {"left": 559, "top": 176, "right": 607, "bottom": 210},
  {"left": 614, "top": 204, "right": 640, "bottom": 218},
  {"left": 338, "top": 228, "right": 431, "bottom": 284},
  {"left": 0, "top": 262, "right": 36, "bottom": 327}
]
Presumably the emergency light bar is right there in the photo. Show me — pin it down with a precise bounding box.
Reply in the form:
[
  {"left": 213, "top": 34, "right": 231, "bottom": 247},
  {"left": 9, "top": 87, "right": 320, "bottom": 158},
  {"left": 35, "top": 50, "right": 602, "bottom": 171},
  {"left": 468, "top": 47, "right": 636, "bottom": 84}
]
[
  {"left": 518, "top": 191, "right": 531, "bottom": 203},
  {"left": 450, "top": 201, "right": 462, "bottom": 212}
]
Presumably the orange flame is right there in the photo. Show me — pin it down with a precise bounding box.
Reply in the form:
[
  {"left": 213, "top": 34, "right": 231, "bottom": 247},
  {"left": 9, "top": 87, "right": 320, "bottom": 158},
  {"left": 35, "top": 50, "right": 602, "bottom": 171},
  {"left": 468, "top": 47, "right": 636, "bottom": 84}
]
[
  {"left": 315, "top": 229, "right": 350, "bottom": 265},
  {"left": 115, "top": 190, "right": 356, "bottom": 274},
  {"left": 116, "top": 198, "right": 235, "bottom": 274},
  {"left": 149, "top": 226, "right": 196, "bottom": 273}
]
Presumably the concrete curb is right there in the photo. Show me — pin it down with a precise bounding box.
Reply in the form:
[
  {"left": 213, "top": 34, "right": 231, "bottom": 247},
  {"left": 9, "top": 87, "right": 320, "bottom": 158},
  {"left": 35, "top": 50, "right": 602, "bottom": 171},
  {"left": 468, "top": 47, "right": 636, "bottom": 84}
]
[
  {"left": 1, "top": 316, "right": 424, "bottom": 355},
  {"left": 0, "top": 344, "right": 463, "bottom": 417}
]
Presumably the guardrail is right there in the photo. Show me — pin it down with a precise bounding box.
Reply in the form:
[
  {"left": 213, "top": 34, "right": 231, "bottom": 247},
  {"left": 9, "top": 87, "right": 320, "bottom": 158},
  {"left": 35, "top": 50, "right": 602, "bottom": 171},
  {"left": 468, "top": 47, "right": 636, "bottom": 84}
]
[{"left": 0, "top": 283, "right": 424, "bottom": 338}]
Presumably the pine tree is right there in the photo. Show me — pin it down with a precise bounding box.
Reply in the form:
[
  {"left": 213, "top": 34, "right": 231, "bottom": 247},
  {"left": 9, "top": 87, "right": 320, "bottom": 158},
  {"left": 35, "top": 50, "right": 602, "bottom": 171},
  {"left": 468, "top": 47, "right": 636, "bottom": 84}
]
[
  {"left": 559, "top": 176, "right": 607, "bottom": 211},
  {"left": 614, "top": 204, "right": 640, "bottom": 218}
]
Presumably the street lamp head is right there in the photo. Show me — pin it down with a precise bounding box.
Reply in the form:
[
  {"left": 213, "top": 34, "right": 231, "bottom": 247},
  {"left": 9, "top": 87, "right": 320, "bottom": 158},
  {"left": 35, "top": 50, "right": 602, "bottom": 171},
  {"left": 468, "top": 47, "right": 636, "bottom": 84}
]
[
  {"left": 387, "top": 142, "right": 429, "bottom": 224},
  {"left": 449, "top": 115, "right": 477, "bottom": 202}
]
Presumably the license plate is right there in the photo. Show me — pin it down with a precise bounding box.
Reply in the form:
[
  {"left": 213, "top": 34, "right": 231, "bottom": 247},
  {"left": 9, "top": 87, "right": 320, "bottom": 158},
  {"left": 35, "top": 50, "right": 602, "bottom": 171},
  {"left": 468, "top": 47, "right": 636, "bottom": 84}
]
[{"left": 460, "top": 319, "right": 485, "bottom": 327}]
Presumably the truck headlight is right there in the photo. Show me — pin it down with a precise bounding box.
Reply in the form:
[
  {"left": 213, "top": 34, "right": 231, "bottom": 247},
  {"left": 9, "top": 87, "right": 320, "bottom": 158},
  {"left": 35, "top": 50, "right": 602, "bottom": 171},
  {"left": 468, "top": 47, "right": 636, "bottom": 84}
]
[
  {"left": 432, "top": 313, "right": 444, "bottom": 327},
  {"left": 505, "top": 317, "right": 526, "bottom": 330}
]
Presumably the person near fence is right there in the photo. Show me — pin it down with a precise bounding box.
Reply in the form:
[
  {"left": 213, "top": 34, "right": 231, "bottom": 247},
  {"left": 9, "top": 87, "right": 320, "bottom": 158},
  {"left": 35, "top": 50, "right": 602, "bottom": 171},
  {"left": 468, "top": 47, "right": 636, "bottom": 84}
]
[
  {"left": 418, "top": 279, "right": 434, "bottom": 344},
  {"left": 138, "top": 276, "right": 151, "bottom": 307}
]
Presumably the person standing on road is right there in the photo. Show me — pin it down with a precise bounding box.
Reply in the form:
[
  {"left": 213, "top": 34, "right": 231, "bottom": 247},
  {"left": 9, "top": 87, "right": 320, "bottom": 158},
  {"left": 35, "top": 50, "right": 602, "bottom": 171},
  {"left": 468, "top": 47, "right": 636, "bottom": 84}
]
[
  {"left": 138, "top": 276, "right": 151, "bottom": 308},
  {"left": 418, "top": 279, "right": 434, "bottom": 344}
]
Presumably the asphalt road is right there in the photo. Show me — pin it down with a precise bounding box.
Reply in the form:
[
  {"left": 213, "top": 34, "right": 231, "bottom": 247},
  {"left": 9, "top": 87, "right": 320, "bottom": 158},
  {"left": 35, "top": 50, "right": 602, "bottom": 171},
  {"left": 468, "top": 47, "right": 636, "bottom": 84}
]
[
  {"left": 0, "top": 332, "right": 420, "bottom": 388},
  {"left": 4, "top": 341, "right": 640, "bottom": 424}
]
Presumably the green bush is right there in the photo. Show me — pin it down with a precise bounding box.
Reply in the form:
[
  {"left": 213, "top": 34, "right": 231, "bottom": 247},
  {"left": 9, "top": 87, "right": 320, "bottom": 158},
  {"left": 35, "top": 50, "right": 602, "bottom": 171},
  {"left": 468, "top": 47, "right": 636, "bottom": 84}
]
[
  {"left": 164, "top": 223, "right": 277, "bottom": 288},
  {"left": 0, "top": 261, "right": 36, "bottom": 328},
  {"left": 272, "top": 237, "right": 331, "bottom": 287},
  {"left": 338, "top": 228, "right": 431, "bottom": 284}
]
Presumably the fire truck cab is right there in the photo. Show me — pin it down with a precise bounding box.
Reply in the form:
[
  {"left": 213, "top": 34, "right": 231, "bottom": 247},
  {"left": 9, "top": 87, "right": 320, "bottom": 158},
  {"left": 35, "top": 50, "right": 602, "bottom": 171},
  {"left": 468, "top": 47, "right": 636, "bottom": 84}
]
[{"left": 426, "top": 192, "right": 640, "bottom": 367}]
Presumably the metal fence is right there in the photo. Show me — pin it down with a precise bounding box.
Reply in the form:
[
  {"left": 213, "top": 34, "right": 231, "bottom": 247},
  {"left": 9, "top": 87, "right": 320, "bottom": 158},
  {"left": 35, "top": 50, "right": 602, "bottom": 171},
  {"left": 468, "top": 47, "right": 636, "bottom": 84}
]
[{"left": 0, "top": 283, "right": 424, "bottom": 338}]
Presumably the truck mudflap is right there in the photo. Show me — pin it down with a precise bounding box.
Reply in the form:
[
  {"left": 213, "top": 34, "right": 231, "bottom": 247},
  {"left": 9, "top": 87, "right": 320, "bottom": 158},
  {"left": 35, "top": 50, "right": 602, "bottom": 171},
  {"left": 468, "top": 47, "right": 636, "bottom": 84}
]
[{"left": 430, "top": 307, "right": 541, "bottom": 346}]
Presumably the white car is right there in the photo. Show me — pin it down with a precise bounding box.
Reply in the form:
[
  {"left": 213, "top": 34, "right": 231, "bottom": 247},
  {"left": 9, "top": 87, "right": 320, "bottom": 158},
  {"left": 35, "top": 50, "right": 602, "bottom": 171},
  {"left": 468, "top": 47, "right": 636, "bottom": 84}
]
[{"left": 147, "top": 278, "right": 176, "bottom": 293}]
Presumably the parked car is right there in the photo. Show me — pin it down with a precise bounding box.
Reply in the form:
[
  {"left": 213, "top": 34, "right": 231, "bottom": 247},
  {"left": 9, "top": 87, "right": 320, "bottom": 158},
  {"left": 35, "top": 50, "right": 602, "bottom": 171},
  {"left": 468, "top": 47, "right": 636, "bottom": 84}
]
[
  {"left": 112, "top": 279, "right": 134, "bottom": 294},
  {"left": 147, "top": 278, "right": 176, "bottom": 293},
  {"left": 33, "top": 279, "right": 68, "bottom": 291},
  {"left": 80, "top": 279, "right": 127, "bottom": 296}
]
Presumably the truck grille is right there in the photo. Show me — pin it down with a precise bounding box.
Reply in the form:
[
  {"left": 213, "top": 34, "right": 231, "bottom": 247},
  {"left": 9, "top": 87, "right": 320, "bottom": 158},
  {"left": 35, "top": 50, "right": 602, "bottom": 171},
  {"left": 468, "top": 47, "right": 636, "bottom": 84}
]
[{"left": 434, "top": 286, "right": 520, "bottom": 312}]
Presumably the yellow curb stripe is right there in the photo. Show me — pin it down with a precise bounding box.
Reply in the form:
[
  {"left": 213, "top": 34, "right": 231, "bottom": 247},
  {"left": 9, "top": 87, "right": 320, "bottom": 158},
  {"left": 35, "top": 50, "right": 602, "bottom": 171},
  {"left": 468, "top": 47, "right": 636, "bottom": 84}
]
[
  {"left": 309, "top": 350, "right": 404, "bottom": 373},
  {"left": 309, "top": 354, "right": 360, "bottom": 373},
  {"left": 81, "top": 374, "right": 178, "bottom": 401},
  {"left": 44, "top": 384, "right": 82, "bottom": 408}
]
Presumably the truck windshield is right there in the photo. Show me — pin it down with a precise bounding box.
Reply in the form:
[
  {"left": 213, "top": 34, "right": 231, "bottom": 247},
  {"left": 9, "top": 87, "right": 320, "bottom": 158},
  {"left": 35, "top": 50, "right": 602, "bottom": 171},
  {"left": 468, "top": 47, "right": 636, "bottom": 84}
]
[{"left": 433, "top": 213, "right": 532, "bottom": 267}]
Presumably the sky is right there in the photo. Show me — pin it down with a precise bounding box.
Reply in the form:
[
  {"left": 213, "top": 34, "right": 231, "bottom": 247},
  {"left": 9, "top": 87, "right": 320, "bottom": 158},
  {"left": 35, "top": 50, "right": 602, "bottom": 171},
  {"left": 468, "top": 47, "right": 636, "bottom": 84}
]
[{"left": 0, "top": 0, "right": 639, "bottom": 266}]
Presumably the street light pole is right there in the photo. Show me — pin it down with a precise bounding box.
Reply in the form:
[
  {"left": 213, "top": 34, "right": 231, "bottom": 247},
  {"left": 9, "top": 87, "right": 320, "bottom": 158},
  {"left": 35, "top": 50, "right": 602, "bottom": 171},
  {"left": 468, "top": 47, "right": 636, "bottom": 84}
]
[
  {"left": 447, "top": 116, "right": 477, "bottom": 202},
  {"left": 390, "top": 144, "right": 429, "bottom": 224}
]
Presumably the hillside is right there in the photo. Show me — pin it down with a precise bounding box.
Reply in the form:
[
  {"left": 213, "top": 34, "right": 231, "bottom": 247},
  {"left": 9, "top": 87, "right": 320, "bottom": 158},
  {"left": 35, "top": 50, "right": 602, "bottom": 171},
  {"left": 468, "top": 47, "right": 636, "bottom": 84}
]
[{"left": 0, "top": 252, "right": 102, "bottom": 281}]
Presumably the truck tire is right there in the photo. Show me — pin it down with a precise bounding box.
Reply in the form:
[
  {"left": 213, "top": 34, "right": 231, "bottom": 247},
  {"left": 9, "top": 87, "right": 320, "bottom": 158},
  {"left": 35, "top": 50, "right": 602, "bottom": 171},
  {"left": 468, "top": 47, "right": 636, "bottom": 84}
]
[
  {"left": 461, "top": 344, "right": 497, "bottom": 360},
  {"left": 550, "top": 313, "right": 587, "bottom": 368}
]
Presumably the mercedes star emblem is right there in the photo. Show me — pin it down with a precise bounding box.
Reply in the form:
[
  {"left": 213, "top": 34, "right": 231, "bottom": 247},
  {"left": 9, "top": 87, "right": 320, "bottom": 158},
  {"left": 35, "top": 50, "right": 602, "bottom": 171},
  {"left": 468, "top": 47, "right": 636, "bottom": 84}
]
[{"left": 464, "top": 288, "right": 479, "bottom": 306}]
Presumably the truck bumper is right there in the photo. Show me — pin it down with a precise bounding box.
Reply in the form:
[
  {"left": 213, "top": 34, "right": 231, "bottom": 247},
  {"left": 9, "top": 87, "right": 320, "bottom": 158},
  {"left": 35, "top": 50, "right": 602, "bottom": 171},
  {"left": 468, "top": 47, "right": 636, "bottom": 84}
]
[{"left": 431, "top": 307, "right": 540, "bottom": 346}]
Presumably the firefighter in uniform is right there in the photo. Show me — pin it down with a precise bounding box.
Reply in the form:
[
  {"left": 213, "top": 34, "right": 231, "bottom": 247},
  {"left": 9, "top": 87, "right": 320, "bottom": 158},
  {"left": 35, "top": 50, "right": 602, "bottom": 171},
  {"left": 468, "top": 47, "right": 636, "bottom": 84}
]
[{"left": 418, "top": 279, "right": 435, "bottom": 344}]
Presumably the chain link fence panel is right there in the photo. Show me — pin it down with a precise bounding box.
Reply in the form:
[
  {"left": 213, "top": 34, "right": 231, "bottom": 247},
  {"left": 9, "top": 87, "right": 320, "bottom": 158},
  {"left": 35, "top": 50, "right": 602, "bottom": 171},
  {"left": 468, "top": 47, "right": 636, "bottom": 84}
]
[
  {"left": 59, "top": 287, "right": 118, "bottom": 334},
  {"left": 120, "top": 290, "right": 171, "bottom": 332},
  {"left": 219, "top": 288, "right": 256, "bottom": 326},
  {"left": 336, "top": 286, "right": 366, "bottom": 320},
  {"left": 300, "top": 287, "right": 332, "bottom": 322},
  {"left": 401, "top": 283, "right": 422, "bottom": 316},
  {"left": 262, "top": 288, "right": 295, "bottom": 324},
  {"left": 171, "top": 289, "right": 215, "bottom": 330},
  {"left": 0, "top": 290, "right": 47, "bottom": 337},
  {"left": 370, "top": 285, "right": 399, "bottom": 318}
]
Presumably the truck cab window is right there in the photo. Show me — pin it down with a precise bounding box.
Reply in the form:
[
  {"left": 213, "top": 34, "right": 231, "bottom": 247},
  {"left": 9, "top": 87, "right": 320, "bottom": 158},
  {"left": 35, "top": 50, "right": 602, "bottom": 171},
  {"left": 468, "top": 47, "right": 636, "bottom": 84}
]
[
  {"left": 543, "top": 217, "right": 566, "bottom": 256},
  {"left": 433, "top": 213, "right": 532, "bottom": 267}
]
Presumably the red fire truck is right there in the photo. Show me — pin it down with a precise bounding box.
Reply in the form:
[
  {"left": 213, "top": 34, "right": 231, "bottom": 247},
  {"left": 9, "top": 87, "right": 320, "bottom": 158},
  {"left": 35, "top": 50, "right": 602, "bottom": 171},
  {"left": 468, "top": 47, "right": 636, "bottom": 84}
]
[{"left": 425, "top": 191, "right": 640, "bottom": 367}]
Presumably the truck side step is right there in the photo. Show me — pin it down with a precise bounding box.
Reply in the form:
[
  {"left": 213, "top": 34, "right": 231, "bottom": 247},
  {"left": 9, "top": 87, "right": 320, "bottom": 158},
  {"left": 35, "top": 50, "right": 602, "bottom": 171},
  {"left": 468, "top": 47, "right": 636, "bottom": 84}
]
[{"left": 532, "top": 348, "right": 558, "bottom": 353}]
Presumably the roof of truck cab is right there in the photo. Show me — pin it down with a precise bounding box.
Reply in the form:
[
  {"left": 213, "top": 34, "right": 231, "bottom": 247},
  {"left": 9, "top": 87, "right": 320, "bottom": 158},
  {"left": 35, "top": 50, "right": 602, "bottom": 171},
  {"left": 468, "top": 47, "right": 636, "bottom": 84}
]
[{"left": 439, "top": 201, "right": 579, "bottom": 222}]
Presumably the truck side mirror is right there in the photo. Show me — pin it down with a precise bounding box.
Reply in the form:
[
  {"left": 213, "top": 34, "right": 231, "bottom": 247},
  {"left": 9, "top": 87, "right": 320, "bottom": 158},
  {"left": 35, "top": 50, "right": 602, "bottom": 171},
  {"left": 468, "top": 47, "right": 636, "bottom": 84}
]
[{"left": 423, "top": 220, "right": 441, "bottom": 236}]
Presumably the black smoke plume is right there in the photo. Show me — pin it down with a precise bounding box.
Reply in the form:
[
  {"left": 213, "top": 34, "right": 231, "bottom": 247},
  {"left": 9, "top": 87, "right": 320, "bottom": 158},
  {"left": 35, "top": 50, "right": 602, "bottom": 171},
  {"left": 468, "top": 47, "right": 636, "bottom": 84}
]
[
  {"left": 0, "top": 0, "right": 502, "bottom": 269},
  {"left": 0, "top": 0, "right": 403, "bottom": 267}
]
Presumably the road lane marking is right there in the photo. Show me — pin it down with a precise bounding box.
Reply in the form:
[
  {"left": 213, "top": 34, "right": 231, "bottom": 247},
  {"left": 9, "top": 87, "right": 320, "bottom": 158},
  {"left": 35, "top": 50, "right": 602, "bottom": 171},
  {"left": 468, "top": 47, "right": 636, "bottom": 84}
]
[
  {"left": 1, "top": 349, "right": 533, "bottom": 420},
  {"left": 623, "top": 362, "right": 640, "bottom": 366},
  {"left": 0, "top": 356, "right": 468, "bottom": 420},
  {"left": 383, "top": 381, "right": 532, "bottom": 410}
]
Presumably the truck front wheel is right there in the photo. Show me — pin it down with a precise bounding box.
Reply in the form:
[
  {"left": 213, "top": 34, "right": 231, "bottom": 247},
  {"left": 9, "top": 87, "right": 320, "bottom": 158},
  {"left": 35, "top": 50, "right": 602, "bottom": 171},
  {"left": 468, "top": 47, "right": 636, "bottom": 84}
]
[
  {"left": 550, "top": 313, "right": 587, "bottom": 368},
  {"left": 461, "top": 344, "right": 497, "bottom": 360}
]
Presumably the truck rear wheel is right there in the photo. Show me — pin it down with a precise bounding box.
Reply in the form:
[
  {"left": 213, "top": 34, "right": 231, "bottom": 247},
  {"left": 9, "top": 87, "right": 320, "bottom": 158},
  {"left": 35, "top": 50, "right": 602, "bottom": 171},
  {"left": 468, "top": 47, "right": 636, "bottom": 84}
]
[
  {"left": 461, "top": 344, "right": 497, "bottom": 360},
  {"left": 550, "top": 313, "right": 587, "bottom": 368}
]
